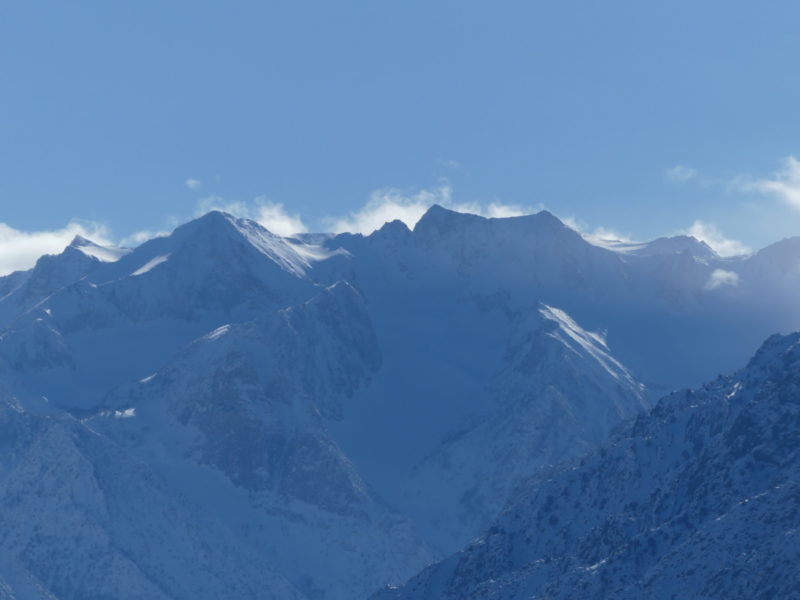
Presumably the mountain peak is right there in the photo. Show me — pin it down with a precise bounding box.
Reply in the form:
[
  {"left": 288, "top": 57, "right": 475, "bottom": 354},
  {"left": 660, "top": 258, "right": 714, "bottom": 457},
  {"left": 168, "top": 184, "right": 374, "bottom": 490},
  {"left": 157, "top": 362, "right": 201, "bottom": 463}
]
[
  {"left": 68, "top": 234, "right": 92, "bottom": 248},
  {"left": 596, "top": 234, "right": 718, "bottom": 260},
  {"left": 530, "top": 209, "right": 563, "bottom": 226},
  {"left": 414, "top": 204, "right": 482, "bottom": 234},
  {"left": 172, "top": 210, "right": 240, "bottom": 239},
  {"left": 66, "top": 235, "right": 129, "bottom": 263}
]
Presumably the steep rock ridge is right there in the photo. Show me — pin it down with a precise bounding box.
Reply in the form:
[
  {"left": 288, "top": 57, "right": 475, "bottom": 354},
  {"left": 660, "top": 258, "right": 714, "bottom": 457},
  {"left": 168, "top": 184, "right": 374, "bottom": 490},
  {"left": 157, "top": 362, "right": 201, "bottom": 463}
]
[
  {"left": 75, "top": 210, "right": 320, "bottom": 322},
  {"left": 411, "top": 206, "right": 630, "bottom": 309},
  {"left": 1, "top": 208, "right": 800, "bottom": 598},
  {"left": 368, "top": 302, "right": 648, "bottom": 552},
  {"left": 321, "top": 206, "right": 750, "bottom": 393},
  {"left": 314, "top": 205, "right": 800, "bottom": 554},
  {"left": 85, "top": 282, "right": 431, "bottom": 600},
  {"left": 0, "top": 212, "right": 325, "bottom": 410},
  {"left": 0, "top": 237, "right": 124, "bottom": 329},
  {"left": 597, "top": 234, "right": 718, "bottom": 261},
  {"left": 101, "top": 282, "right": 381, "bottom": 503},
  {"left": 377, "top": 333, "right": 800, "bottom": 600}
]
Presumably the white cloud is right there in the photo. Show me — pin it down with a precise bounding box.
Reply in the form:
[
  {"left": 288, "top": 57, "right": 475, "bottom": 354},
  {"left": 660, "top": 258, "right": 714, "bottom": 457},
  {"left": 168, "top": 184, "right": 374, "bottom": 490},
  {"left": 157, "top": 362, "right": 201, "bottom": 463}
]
[
  {"left": 682, "top": 220, "right": 751, "bottom": 257},
  {"left": 739, "top": 155, "right": 800, "bottom": 210},
  {"left": 0, "top": 220, "right": 113, "bottom": 276},
  {"left": 665, "top": 165, "right": 698, "bottom": 183},
  {"left": 326, "top": 186, "right": 452, "bottom": 234},
  {"left": 590, "top": 226, "right": 635, "bottom": 243},
  {"left": 196, "top": 196, "right": 308, "bottom": 237},
  {"left": 185, "top": 178, "right": 202, "bottom": 190},
  {"left": 325, "top": 185, "right": 538, "bottom": 235},
  {"left": 705, "top": 268, "right": 740, "bottom": 290},
  {"left": 562, "top": 217, "right": 636, "bottom": 245}
]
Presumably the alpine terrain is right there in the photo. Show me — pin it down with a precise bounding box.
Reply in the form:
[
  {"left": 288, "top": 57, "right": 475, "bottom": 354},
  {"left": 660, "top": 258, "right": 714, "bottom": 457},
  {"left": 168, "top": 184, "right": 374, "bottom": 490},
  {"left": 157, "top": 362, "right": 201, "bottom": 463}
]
[{"left": 0, "top": 206, "right": 798, "bottom": 599}]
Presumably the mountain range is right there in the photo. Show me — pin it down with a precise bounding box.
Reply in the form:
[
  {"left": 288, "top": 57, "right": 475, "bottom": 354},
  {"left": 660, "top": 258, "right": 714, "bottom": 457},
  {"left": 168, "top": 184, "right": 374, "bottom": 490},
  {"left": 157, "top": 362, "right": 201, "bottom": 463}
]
[{"left": 1, "top": 206, "right": 798, "bottom": 598}]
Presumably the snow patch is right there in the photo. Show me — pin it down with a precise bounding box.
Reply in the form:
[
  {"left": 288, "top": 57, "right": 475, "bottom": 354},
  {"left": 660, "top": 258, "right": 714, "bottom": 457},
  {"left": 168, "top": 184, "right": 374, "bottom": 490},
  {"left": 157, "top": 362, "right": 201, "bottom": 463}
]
[
  {"left": 205, "top": 324, "right": 231, "bottom": 341},
  {"left": 131, "top": 254, "right": 170, "bottom": 276}
]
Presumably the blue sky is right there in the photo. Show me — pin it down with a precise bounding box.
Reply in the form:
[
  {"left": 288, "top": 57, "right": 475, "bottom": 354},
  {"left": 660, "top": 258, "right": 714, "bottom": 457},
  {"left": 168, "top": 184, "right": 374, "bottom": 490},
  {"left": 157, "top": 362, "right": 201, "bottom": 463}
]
[{"left": 2, "top": 1, "right": 800, "bottom": 271}]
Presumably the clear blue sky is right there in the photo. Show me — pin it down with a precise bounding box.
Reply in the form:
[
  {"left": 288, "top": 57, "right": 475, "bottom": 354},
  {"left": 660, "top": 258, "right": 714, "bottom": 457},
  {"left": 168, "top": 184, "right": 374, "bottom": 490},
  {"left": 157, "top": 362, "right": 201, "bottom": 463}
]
[{"left": 2, "top": 1, "right": 800, "bottom": 253}]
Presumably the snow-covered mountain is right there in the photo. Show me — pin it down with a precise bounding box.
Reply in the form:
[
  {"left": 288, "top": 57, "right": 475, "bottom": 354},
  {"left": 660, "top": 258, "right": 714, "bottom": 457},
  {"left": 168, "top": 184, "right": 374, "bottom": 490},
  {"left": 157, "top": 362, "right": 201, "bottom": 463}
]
[
  {"left": 0, "top": 206, "right": 799, "bottom": 599},
  {"left": 377, "top": 331, "right": 800, "bottom": 599},
  {"left": 0, "top": 393, "right": 305, "bottom": 600},
  {"left": 0, "top": 235, "right": 128, "bottom": 330}
]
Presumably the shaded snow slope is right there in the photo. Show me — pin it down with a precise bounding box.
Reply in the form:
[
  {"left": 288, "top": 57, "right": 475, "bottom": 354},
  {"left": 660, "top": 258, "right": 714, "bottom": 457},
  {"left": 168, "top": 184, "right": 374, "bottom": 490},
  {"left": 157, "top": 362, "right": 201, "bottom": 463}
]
[
  {"left": 2, "top": 207, "right": 800, "bottom": 599},
  {"left": 0, "top": 212, "right": 324, "bottom": 410},
  {"left": 377, "top": 332, "right": 800, "bottom": 600},
  {"left": 379, "top": 303, "right": 648, "bottom": 551},
  {"left": 0, "top": 396, "right": 304, "bottom": 600},
  {"left": 37, "top": 283, "right": 429, "bottom": 600}
]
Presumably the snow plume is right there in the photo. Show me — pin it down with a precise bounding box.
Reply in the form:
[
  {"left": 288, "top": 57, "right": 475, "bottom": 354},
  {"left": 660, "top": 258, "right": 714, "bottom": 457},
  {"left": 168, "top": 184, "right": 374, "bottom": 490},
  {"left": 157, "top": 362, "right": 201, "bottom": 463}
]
[
  {"left": 0, "top": 220, "right": 112, "bottom": 275},
  {"left": 562, "top": 216, "right": 636, "bottom": 245},
  {"left": 706, "top": 269, "right": 740, "bottom": 290},
  {"left": 739, "top": 155, "right": 800, "bottom": 210},
  {"left": 196, "top": 197, "right": 308, "bottom": 237},
  {"left": 682, "top": 221, "right": 751, "bottom": 257},
  {"left": 326, "top": 185, "right": 538, "bottom": 234}
]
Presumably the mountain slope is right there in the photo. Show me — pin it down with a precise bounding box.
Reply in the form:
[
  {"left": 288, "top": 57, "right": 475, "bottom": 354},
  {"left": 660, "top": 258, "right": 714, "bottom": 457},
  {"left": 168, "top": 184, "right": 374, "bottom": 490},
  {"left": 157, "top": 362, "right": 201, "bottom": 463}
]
[
  {"left": 377, "top": 332, "right": 800, "bottom": 599},
  {"left": 0, "top": 212, "right": 325, "bottom": 410},
  {"left": 0, "top": 395, "right": 304, "bottom": 600},
  {"left": 85, "top": 282, "right": 431, "bottom": 600},
  {"left": 362, "top": 302, "right": 647, "bottom": 552},
  {"left": 0, "top": 236, "right": 126, "bottom": 329},
  {"left": 2, "top": 208, "right": 800, "bottom": 599}
]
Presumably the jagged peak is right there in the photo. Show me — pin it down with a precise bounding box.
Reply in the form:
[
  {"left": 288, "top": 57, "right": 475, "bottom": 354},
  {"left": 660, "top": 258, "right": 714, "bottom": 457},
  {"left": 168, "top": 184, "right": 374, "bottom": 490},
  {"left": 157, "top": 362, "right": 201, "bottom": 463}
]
[
  {"left": 745, "top": 331, "right": 800, "bottom": 372},
  {"left": 648, "top": 235, "right": 717, "bottom": 258},
  {"left": 370, "top": 219, "right": 412, "bottom": 242},
  {"left": 171, "top": 210, "right": 241, "bottom": 240},
  {"left": 98, "top": 210, "right": 317, "bottom": 282},
  {"left": 413, "top": 205, "right": 572, "bottom": 241},
  {"left": 749, "top": 235, "right": 800, "bottom": 266},
  {"left": 596, "top": 234, "right": 718, "bottom": 260},
  {"left": 68, "top": 234, "right": 92, "bottom": 248},
  {"left": 413, "top": 204, "right": 482, "bottom": 234},
  {"left": 64, "top": 235, "right": 129, "bottom": 263},
  {"left": 528, "top": 209, "right": 565, "bottom": 226}
]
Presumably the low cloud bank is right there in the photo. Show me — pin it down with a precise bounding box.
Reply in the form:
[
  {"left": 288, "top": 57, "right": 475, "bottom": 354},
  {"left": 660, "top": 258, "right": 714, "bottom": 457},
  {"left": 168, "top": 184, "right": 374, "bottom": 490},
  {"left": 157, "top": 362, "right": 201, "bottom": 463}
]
[{"left": 0, "top": 221, "right": 112, "bottom": 276}]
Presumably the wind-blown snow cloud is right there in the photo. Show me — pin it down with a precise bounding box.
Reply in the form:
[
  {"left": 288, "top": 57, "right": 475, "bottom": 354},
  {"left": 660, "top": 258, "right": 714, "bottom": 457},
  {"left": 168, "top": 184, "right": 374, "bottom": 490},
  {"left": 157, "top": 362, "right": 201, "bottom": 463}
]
[
  {"left": 562, "top": 217, "right": 636, "bottom": 245},
  {"left": 0, "top": 221, "right": 112, "bottom": 276},
  {"left": 196, "top": 197, "right": 309, "bottom": 237},
  {"left": 705, "top": 269, "right": 740, "bottom": 290},
  {"left": 326, "top": 186, "right": 453, "bottom": 234},
  {"left": 325, "top": 185, "right": 538, "bottom": 234},
  {"left": 738, "top": 155, "right": 800, "bottom": 210},
  {"left": 682, "top": 221, "right": 751, "bottom": 257},
  {"left": 185, "top": 178, "right": 202, "bottom": 190}
]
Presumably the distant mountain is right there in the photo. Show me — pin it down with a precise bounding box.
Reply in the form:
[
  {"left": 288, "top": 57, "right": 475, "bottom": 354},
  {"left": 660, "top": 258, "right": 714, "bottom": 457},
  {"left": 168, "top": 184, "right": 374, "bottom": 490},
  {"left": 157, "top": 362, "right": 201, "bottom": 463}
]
[
  {"left": 387, "top": 303, "right": 647, "bottom": 551},
  {"left": 0, "top": 206, "right": 799, "bottom": 598},
  {"left": 0, "top": 235, "right": 128, "bottom": 329},
  {"left": 376, "top": 332, "right": 800, "bottom": 599}
]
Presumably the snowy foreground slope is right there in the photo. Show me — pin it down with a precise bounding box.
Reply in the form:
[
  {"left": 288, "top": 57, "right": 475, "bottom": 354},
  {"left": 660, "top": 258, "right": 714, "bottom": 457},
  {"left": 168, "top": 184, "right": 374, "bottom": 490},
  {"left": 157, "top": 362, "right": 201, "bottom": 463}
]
[
  {"left": 376, "top": 332, "right": 800, "bottom": 599},
  {"left": 0, "top": 207, "right": 799, "bottom": 598}
]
